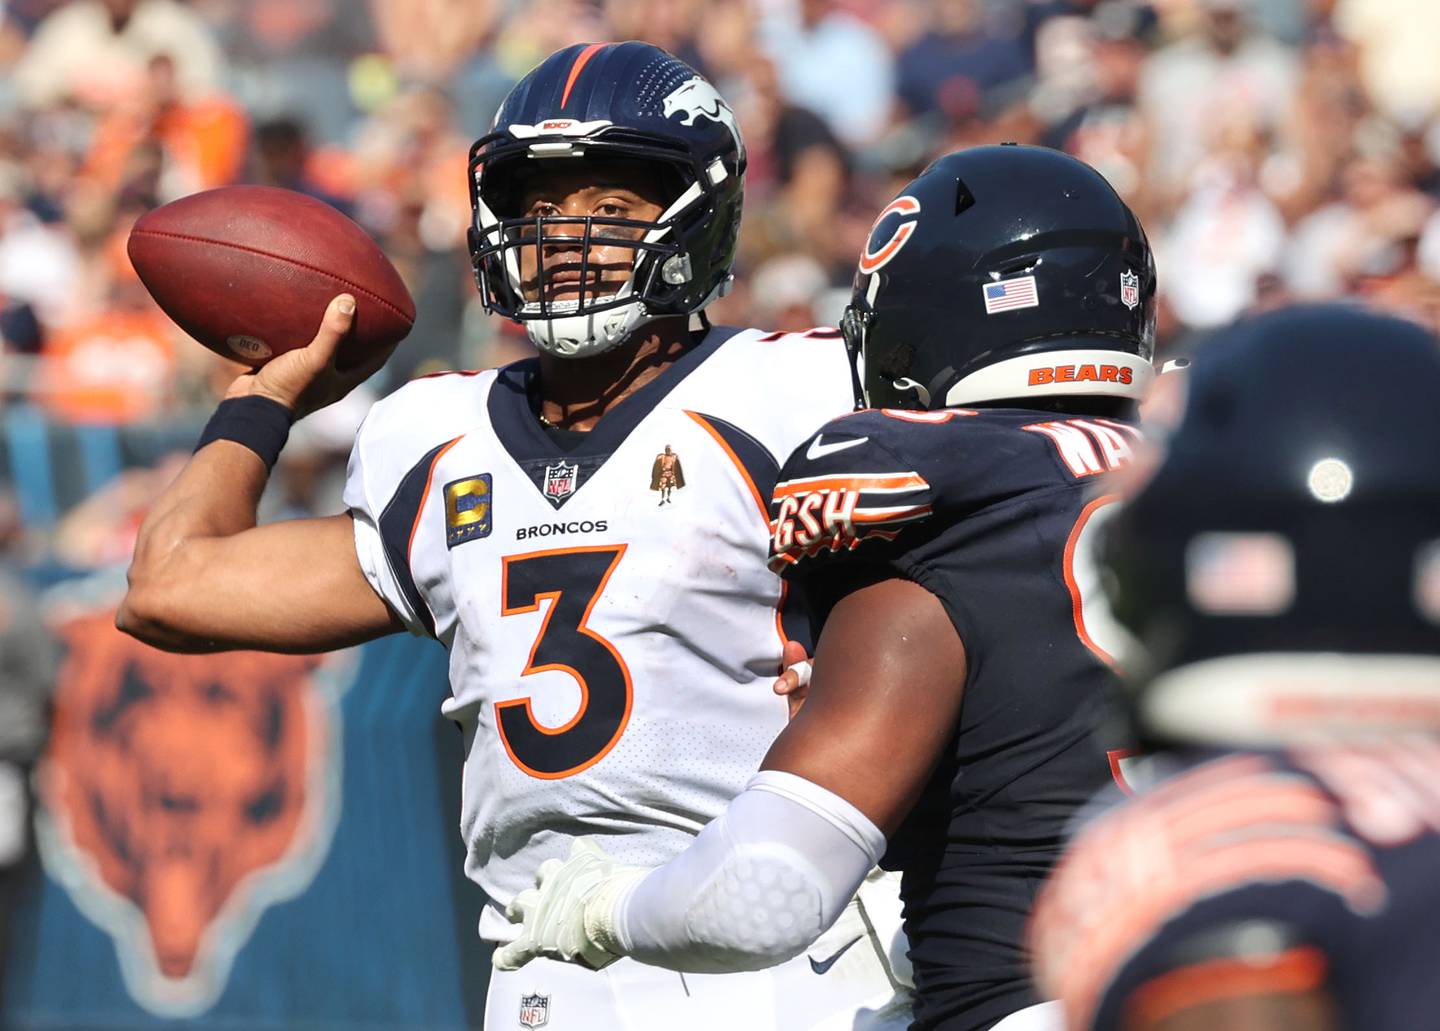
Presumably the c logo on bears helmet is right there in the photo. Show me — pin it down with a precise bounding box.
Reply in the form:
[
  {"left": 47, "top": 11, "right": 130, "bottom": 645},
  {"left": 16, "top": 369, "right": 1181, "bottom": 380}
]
[{"left": 859, "top": 196, "right": 921, "bottom": 275}]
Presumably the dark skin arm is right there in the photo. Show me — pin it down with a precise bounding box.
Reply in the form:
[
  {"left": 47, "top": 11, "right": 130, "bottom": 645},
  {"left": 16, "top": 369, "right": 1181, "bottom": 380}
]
[
  {"left": 117, "top": 295, "right": 404, "bottom": 654},
  {"left": 761, "top": 577, "right": 967, "bottom": 836}
]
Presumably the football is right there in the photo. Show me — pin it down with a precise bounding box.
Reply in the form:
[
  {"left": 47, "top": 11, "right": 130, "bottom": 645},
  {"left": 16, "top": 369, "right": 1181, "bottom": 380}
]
[{"left": 127, "top": 185, "right": 416, "bottom": 369}]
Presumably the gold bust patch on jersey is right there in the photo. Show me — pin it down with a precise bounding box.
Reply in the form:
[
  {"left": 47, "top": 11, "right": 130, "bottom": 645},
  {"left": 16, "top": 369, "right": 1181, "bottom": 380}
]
[
  {"left": 649, "top": 445, "right": 685, "bottom": 506},
  {"left": 445, "top": 474, "right": 493, "bottom": 548}
]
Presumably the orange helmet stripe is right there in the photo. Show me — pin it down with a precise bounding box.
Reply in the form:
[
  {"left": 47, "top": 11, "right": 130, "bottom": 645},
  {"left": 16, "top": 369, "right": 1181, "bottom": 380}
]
[{"left": 561, "top": 43, "right": 608, "bottom": 109}]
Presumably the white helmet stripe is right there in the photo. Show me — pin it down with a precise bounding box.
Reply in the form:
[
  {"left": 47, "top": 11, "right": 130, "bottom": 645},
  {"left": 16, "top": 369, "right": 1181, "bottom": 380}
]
[{"left": 942, "top": 349, "right": 1154, "bottom": 406}]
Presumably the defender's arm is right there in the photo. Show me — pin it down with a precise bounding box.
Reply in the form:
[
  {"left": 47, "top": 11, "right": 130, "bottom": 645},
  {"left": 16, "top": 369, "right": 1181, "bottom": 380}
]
[
  {"left": 759, "top": 577, "right": 965, "bottom": 833},
  {"left": 494, "top": 577, "right": 966, "bottom": 973},
  {"left": 118, "top": 295, "right": 404, "bottom": 654}
]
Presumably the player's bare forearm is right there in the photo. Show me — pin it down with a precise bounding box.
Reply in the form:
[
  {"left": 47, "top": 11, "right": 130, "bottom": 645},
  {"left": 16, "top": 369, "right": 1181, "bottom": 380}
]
[
  {"left": 120, "top": 440, "right": 401, "bottom": 653},
  {"left": 491, "top": 578, "right": 965, "bottom": 974},
  {"left": 131, "top": 437, "right": 270, "bottom": 554},
  {"left": 761, "top": 577, "right": 967, "bottom": 835},
  {"left": 119, "top": 295, "right": 404, "bottom": 654}
]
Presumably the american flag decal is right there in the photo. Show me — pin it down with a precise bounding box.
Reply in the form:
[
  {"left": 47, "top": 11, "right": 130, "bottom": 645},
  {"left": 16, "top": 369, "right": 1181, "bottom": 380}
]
[{"left": 982, "top": 275, "right": 1039, "bottom": 314}]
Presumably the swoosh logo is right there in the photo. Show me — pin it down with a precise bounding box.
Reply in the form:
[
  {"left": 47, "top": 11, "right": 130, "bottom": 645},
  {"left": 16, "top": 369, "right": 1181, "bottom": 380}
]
[
  {"left": 808, "top": 935, "right": 863, "bottom": 975},
  {"left": 805, "top": 435, "right": 869, "bottom": 461}
]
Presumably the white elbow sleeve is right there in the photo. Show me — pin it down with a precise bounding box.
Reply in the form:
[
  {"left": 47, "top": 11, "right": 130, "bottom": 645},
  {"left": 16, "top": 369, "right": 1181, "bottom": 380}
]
[{"left": 615, "top": 771, "right": 885, "bottom": 973}]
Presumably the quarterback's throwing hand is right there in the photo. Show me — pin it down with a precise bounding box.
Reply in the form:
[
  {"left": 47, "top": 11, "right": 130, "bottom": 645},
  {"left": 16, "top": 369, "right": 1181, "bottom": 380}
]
[
  {"left": 491, "top": 838, "right": 648, "bottom": 972},
  {"left": 223, "top": 293, "right": 390, "bottom": 420}
]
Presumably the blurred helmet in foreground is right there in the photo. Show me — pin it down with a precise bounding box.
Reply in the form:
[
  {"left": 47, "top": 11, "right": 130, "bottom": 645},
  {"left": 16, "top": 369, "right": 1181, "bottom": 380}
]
[{"left": 1106, "top": 304, "right": 1440, "bottom": 747}]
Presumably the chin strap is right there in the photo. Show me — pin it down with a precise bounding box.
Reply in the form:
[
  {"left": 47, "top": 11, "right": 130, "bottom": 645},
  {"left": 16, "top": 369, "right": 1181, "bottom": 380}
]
[
  {"left": 890, "top": 368, "right": 956, "bottom": 410},
  {"left": 527, "top": 299, "right": 656, "bottom": 358}
]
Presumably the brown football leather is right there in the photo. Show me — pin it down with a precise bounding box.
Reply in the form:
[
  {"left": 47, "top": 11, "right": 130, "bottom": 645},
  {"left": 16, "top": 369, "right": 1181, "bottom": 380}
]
[{"left": 128, "top": 185, "right": 416, "bottom": 369}]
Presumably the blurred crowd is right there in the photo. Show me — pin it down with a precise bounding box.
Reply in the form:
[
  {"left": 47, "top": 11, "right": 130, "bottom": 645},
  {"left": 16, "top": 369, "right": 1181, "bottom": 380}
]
[
  {"left": 0, "top": 0, "right": 1437, "bottom": 994},
  {"left": 0, "top": 0, "right": 1438, "bottom": 556}
]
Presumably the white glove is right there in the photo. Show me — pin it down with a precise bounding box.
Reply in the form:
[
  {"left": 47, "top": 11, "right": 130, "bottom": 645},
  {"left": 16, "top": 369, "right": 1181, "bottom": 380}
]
[{"left": 491, "top": 838, "right": 649, "bottom": 972}]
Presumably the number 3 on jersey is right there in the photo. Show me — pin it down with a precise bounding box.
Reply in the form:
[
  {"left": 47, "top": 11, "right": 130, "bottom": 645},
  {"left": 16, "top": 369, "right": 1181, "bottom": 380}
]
[{"left": 497, "top": 545, "right": 633, "bottom": 779}]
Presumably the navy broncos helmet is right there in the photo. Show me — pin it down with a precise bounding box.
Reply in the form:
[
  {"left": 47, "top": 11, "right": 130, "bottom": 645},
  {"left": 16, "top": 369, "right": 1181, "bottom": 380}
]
[
  {"left": 842, "top": 144, "right": 1156, "bottom": 410},
  {"left": 1105, "top": 304, "right": 1440, "bottom": 747},
  {"left": 468, "top": 41, "right": 745, "bottom": 358}
]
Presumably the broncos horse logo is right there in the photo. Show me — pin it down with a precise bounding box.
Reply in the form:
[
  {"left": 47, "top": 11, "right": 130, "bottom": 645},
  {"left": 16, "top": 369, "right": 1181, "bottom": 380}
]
[
  {"left": 35, "top": 612, "right": 351, "bottom": 1016},
  {"left": 662, "top": 76, "right": 743, "bottom": 156}
]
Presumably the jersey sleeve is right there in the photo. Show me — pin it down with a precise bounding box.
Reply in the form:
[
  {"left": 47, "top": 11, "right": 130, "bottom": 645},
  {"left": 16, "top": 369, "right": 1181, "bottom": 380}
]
[
  {"left": 341, "top": 374, "right": 490, "bottom": 639},
  {"left": 1029, "top": 754, "right": 1383, "bottom": 1030},
  {"left": 342, "top": 404, "right": 430, "bottom": 637},
  {"left": 767, "top": 413, "right": 936, "bottom": 582}
]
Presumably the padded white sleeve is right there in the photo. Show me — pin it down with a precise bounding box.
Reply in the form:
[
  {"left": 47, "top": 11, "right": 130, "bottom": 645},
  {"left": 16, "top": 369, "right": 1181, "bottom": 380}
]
[{"left": 610, "top": 770, "right": 885, "bottom": 973}]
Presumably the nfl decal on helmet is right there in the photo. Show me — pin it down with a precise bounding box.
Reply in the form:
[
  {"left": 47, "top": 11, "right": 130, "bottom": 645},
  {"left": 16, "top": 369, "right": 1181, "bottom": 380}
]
[{"left": 1119, "top": 270, "right": 1140, "bottom": 310}]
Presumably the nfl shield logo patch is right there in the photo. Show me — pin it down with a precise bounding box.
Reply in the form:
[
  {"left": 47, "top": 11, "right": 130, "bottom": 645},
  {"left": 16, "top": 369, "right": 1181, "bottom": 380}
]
[
  {"left": 519, "top": 993, "right": 550, "bottom": 1028},
  {"left": 1120, "top": 270, "right": 1140, "bottom": 310},
  {"left": 543, "top": 460, "right": 579, "bottom": 501}
]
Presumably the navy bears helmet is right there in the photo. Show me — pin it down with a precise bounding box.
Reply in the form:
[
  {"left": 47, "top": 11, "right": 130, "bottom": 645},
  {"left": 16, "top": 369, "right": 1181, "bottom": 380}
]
[
  {"left": 841, "top": 144, "right": 1156, "bottom": 410},
  {"left": 1104, "top": 304, "right": 1440, "bottom": 747},
  {"left": 468, "top": 42, "right": 745, "bottom": 358}
]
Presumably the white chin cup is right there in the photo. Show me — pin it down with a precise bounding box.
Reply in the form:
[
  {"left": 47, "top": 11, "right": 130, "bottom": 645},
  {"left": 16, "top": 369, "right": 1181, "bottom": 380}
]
[{"left": 526, "top": 298, "right": 656, "bottom": 359}]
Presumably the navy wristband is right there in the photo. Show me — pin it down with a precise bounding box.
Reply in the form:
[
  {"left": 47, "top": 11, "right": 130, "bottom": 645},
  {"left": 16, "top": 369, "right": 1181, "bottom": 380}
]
[{"left": 195, "top": 396, "right": 294, "bottom": 468}]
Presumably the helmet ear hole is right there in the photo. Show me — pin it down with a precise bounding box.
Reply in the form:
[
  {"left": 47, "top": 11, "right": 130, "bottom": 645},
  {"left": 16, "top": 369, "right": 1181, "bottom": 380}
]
[
  {"left": 874, "top": 340, "right": 914, "bottom": 383},
  {"left": 994, "top": 257, "right": 1039, "bottom": 278}
]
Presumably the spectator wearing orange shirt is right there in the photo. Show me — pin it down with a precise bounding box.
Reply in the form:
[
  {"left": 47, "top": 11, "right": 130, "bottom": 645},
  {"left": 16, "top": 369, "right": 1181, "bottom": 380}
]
[
  {"left": 84, "top": 54, "right": 247, "bottom": 201},
  {"left": 35, "top": 273, "right": 176, "bottom": 425}
]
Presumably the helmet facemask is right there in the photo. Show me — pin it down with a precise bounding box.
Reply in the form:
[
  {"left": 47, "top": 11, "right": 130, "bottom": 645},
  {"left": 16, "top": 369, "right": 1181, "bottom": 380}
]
[
  {"left": 839, "top": 297, "right": 872, "bottom": 411},
  {"left": 468, "top": 140, "right": 733, "bottom": 359}
]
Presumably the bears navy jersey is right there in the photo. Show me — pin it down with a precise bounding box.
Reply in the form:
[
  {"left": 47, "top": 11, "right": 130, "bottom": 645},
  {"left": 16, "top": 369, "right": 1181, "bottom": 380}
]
[
  {"left": 1031, "top": 742, "right": 1440, "bottom": 1030},
  {"left": 769, "top": 406, "right": 1140, "bottom": 1030}
]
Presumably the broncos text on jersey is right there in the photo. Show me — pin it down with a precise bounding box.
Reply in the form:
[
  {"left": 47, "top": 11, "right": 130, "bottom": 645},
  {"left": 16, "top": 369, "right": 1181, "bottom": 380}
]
[
  {"left": 768, "top": 406, "right": 1139, "bottom": 1031},
  {"left": 1031, "top": 742, "right": 1440, "bottom": 1030},
  {"left": 343, "top": 326, "right": 854, "bottom": 942}
]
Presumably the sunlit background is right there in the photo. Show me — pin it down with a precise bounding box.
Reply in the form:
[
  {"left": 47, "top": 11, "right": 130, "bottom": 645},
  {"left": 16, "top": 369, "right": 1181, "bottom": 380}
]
[{"left": 1, "top": 0, "right": 1436, "bottom": 1027}]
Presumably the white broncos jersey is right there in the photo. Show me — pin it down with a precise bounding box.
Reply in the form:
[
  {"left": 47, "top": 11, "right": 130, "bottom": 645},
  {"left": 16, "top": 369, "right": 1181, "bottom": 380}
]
[{"left": 344, "top": 326, "right": 854, "bottom": 940}]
